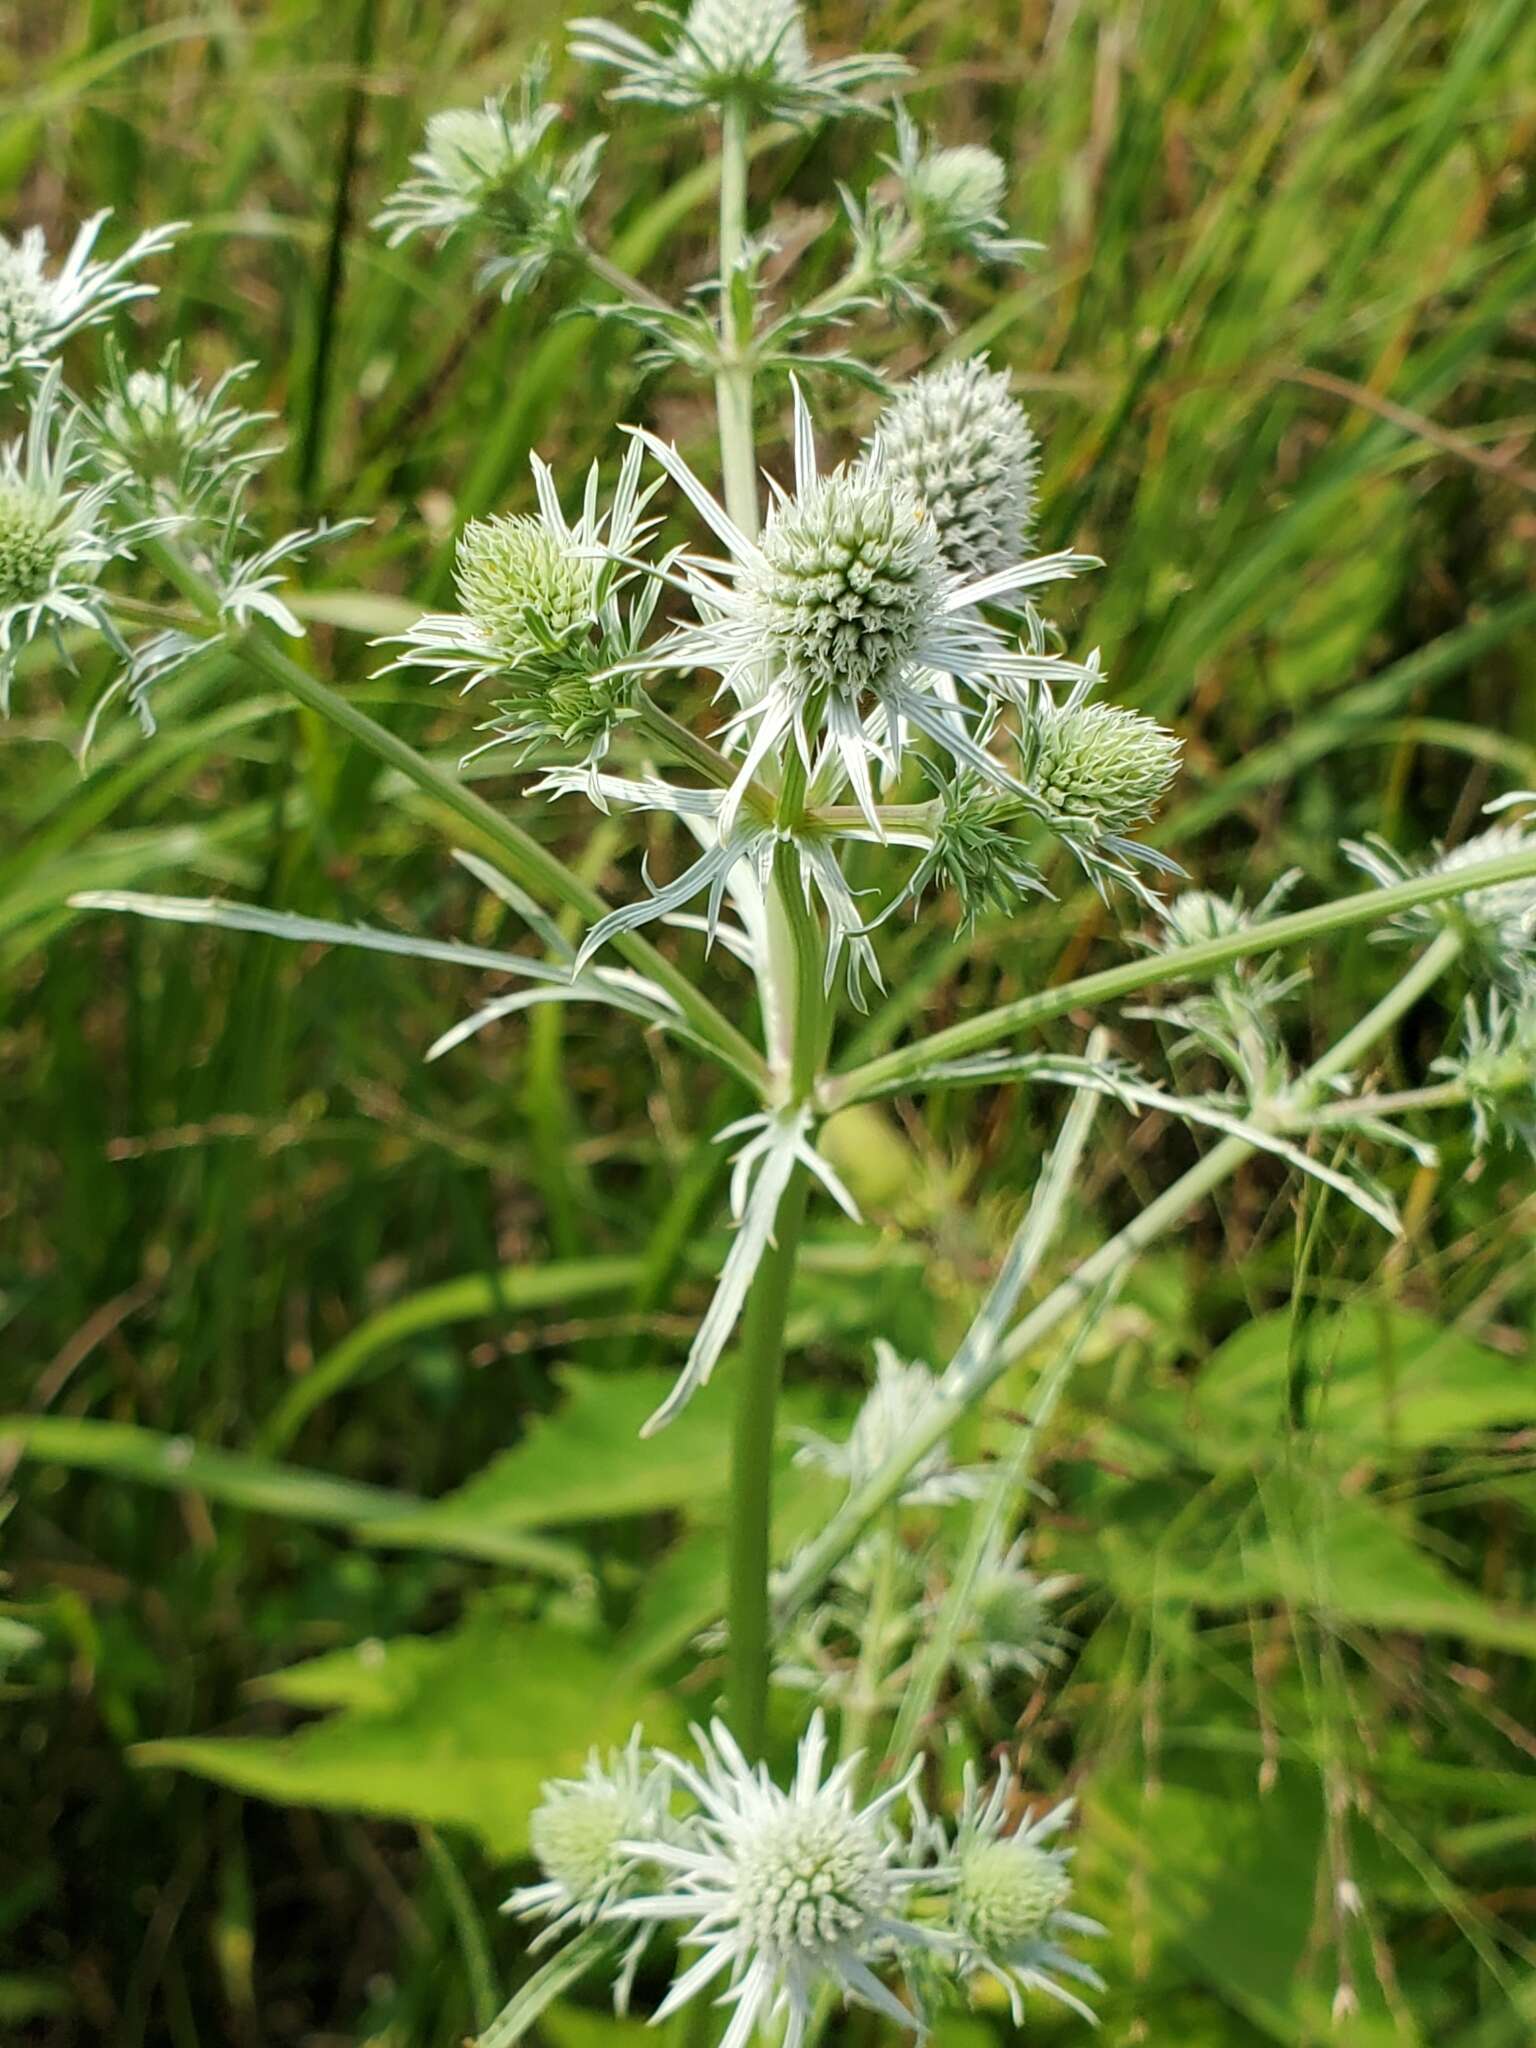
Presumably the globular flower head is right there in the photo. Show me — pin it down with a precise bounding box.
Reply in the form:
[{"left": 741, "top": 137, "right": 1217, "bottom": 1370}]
[
  {"left": 388, "top": 437, "right": 661, "bottom": 761},
  {"left": 507, "top": 1732, "right": 673, "bottom": 2011},
  {"left": 571, "top": 0, "right": 906, "bottom": 126},
  {"left": 1017, "top": 675, "right": 1181, "bottom": 897},
  {"left": 883, "top": 108, "right": 1035, "bottom": 270},
  {"left": 1433, "top": 990, "right": 1536, "bottom": 1159},
  {"left": 1345, "top": 818, "right": 1536, "bottom": 985},
  {"left": 1021, "top": 684, "right": 1179, "bottom": 836},
  {"left": 612, "top": 1712, "right": 933, "bottom": 2048},
  {"left": 375, "top": 64, "right": 603, "bottom": 302},
  {"left": 949, "top": 1538, "right": 1075, "bottom": 1695},
  {"left": 91, "top": 348, "right": 275, "bottom": 520},
  {"left": 796, "top": 1339, "right": 982, "bottom": 1506},
  {"left": 750, "top": 469, "right": 943, "bottom": 708},
  {"left": 917, "top": 1766, "right": 1104, "bottom": 2026},
  {"left": 625, "top": 386, "right": 1100, "bottom": 838},
  {"left": 0, "top": 214, "right": 180, "bottom": 386},
  {"left": 872, "top": 358, "right": 1039, "bottom": 583},
  {"left": 0, "top": 367, "right": 141, "bottom": 714},
  {"left": 1138, "top": 876, "right": 1305, "bottom": 1090},
  {"left": 953, "top": 1836, "right": 1073, "bottom": 1951}
]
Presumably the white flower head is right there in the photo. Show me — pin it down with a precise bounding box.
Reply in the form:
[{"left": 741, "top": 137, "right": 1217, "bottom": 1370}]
[
  {"left": 884, "top": 107, "right": 1037, "bottom": 270},
  {"left": 92, "top": 347, "right": 276, "bottom": 518},
  {"left": 612, "top": 1711, "right": 934, "bottom": 2048},
  {"left": 506, "top": 1730, "right": 673, "bottom": 2010},
  {"left": 0, "top": 213, "right": 180, "bottom": 386},
  {"left": 947, "top": 1537, "right": 1075, "bottom": 1694},
  {"left": 918, "top": 1766, "right": 1104, "bottom": 2025},
  {"left": 0, "top": 366, "right": 143, "bottom": 713},
  {"left": 796, "top": 1339, "right": 983, "bottom": 1506},
  {"left": 571, "top": 0, "right": 907, "bottom": 126},
  {"left": 625, "top": 385, "right": 1099, "bottom": 834},
  {"left": 871, "top": 358, "right": 1040, "bottom": 583},
  {"left": 1344, "top": 819, "right": 1536, "bottom": 983},
  {"left": 374, "top": 62, "right": 603, "bottom": 302}
]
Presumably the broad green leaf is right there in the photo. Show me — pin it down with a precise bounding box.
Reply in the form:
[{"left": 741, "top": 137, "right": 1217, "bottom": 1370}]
[
  {"left": 1, "top": 1415, "right": 581, "bottom": 1579},
  {"left": 136, "top": 1603, "right": 674, "bottom": 1858},
  {"left": 1183, "top": 1308, "right": 1533, "bottom": 1465}
]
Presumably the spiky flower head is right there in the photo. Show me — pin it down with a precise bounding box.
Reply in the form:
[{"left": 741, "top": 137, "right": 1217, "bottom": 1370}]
[
  {"left": 456, "top": 515, "right": 597, "bottom": 665},
  {"left": 1432, "top": 990, "right": 1536, "bottom": 1159},
  {"left": 1016, "top": 676, "right": 1181, "bottom": 898},
  {"left": 100, "top": 370, "right": 202, "bottom": 466},
  {"left": 909, "top": 146, "right": 1007, "bottom": 241},
  {"left": 374, "top": 65, "right": 603, "bottom": 302},
  {"left": 507, "top": 1732, "right": 672, "bottom": 2012},
  {"left": 883, "top": 109, "right": 1035, "bottom": 271},
  {"left": 917, "top": 1767, "right": 1104, "bottom": 2026},
  {"left": 1343, "top": 818, "right": 1536, "bottom": 983},
  {"left": 1021, "top": 686, "right": 1178, "bottom": 837},
  {"left": 91, "top": 350, "right": 275, "bottom": 525},
  {"left": 611, "top": 1712, "right": 934, "bottom": 2048},
  {"left": 872, "top": 359, "right": 1040, "bottom": 583},
  {"left": 682, "top": 0, "right": 811, "bottom": 85},
  {"left": 0, "top": 367, "right": 141, "bottom": 715},
  {"left": 389, "top": 438, "right": 660, "bottom": 760},
  {"left": 796, "top": 1340, "right": 982, "bottom": 1506},
  {"left": 571, "top": 0, "right": 906, "bottom": 125},
  {"left": 750, "top": 469, "right": 943, "bottom": 708},
  {"left": 949, "top": 1538, "right": 1074, "bottom": 1694},
  {"left": 0, "top": 214, "right": 180, "bottom": 386},
  {"left": 954, "top": 1837, "right": 1072, "bottom": 1951}
]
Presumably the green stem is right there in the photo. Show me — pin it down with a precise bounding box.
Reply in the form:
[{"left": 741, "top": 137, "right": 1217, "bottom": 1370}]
[
  {"left": 824, "top": 866, "right": 1530, "bottom": 1109},
  {"left": 726, "top": 1162, "right": 810, "bottom": 1755},
  {"left": 778, "top": 933, "right": 1464, "bottom": 1618},
  {"left": 714, "top": 97, "right": 759, "bottom": 541}
]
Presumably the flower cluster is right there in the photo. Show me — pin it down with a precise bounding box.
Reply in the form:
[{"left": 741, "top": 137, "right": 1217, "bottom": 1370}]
[
  {"left": 511, "top": 1714, "right": 1099, "bottom": 2042},
  {"left": 0, "top": 213, "right": 179, "bottom": 387}
]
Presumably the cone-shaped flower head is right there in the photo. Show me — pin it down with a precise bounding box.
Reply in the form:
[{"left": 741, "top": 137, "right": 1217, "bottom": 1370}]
[
  {"left": 908, "top": 145, "right": 1008, "bottom": 241},
  {"left": 948, "top": 1538, "right": 1074, "bottom": 1693},
  {"left": 423, "top": 105, "right": 525, "bottom": 198},
  {"left": 456, "top": 514, "right": 597, "bottom": 668},
  {"left": 100, "top": 370, "right": 205, "bottom": 472},
  {"left": 682, "top": 0, "right": 811, "bottom": 88},
  {"left": 954, "top": 1837, "right": 1073, "bottom": 1950},
  {"left": 873, "top": 358, "right": 1039, "bottom": 582},
  {"left": 0, "top": 476, "right": 66, "bottom": 606},
  {"left": 1021, "top": 687, "right": 1179, "bottom": 837},
  {"left": 506, "top": 1733, "right": 673, "bottom": 2013},
  {"left": 749, "top": 470, "right": 943, "bottom": 708}
]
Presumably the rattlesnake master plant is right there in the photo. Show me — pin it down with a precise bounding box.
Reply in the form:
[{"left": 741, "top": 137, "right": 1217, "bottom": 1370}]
[{"left": 10, "top": 1, "right": 1536, "bottom": 2040}]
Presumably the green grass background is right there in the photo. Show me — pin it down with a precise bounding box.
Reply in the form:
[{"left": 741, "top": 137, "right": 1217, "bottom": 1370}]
[{"left": 2, "top": 2, "right": 1534, "bottom": 2045}]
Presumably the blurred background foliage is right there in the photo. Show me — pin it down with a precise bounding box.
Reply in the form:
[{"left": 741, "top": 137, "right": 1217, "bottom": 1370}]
[{"left": 2, "top": 0, "right": 1534, "bottom": 2044}]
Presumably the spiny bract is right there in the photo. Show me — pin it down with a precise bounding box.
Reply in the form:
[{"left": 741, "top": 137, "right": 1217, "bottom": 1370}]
[
  {"left": 748, "top": 469, "right": 942, "bottom": 704},
  {"left": 874, "top": 358, "right": 1039, "bottom": 582}
]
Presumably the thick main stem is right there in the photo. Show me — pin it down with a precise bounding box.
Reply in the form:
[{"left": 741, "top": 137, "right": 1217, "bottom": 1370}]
[
  {"left": 726, "top": 1164, "right": 810, "bottom": 1754},
  {"left": 713, "top": 97, "right": 759, "bottom": 542},
  {"left": 777, "top": 931, "right": 1464, "bottom": 1619}
]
